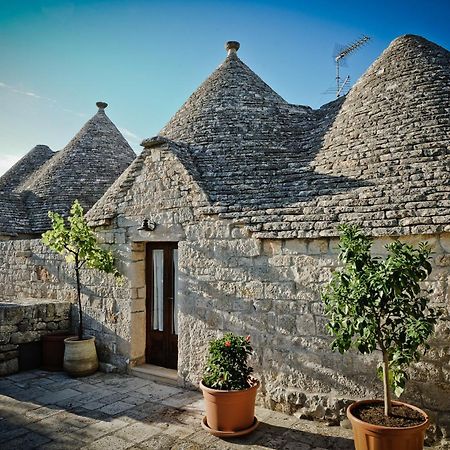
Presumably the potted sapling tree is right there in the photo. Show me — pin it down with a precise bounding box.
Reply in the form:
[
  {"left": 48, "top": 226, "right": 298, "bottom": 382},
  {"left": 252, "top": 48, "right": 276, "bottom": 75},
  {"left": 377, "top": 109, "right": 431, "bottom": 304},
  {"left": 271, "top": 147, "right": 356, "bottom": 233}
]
[
  {"left": 42, "top": 200, "right": 120, "bottom": 377},
  {"left": 200, "top": 332, "right": 260, "bottom": 437},
  {"left": 322, "top": 224, "right": 441, "bottom": 450}
]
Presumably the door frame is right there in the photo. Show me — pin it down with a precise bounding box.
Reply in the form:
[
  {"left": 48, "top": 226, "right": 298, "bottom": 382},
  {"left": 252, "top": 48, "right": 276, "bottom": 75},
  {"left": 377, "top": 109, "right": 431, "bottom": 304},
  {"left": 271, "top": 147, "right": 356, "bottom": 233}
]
[{"left": 145, "top": 242, "right": 178, "bottom": 369}]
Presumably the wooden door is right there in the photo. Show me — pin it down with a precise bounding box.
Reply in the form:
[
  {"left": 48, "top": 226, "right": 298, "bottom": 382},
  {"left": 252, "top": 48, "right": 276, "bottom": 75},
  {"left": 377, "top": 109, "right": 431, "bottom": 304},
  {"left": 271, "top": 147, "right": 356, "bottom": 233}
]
[{"left": 146, "top": 242, "right": 178, "bottom": 369}]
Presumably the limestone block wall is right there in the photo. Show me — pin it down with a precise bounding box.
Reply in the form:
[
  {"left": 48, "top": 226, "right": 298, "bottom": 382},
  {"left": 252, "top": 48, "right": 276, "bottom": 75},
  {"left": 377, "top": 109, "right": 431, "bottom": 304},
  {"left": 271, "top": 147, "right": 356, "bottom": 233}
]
[
  {"left": 0, "top": 227, "right": 447, "bottom": 442},
  {"left": 0, "top": 239, "right": 127, "bottom": 369},
  {"left": 176, "top": 226, "right": 449, "bottom": 442},
  {"left": 0, "top": 239, "right": 71, "bottom": 302},
  {"left": 0, "top": 300, "right": 71, "bottom": 375}
]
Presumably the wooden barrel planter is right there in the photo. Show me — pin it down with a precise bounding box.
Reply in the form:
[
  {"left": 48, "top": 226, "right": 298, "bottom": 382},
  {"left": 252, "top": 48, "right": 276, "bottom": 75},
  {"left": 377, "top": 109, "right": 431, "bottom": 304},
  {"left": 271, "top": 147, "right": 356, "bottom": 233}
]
[{"left": 42, "top": 333, "right": 73, "bottom": 371}]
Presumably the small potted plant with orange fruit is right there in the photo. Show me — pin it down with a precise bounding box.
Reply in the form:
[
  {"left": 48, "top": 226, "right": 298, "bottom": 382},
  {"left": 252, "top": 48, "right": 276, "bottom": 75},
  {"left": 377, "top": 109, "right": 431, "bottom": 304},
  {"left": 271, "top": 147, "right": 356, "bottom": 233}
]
[{"left": 200, "top": 332, "right": 260, "bottom": 437}]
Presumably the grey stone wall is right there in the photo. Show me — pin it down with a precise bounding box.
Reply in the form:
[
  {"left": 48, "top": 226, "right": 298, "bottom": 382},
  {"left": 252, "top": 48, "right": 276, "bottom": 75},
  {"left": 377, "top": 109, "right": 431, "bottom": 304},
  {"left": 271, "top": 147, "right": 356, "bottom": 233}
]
[
  {"left": 0, "top": 239, "right": 127, "bottom": 370},
  {"left": 177, "top": 228, "right": 450, "bottom": 444},
  {"left": 0, "top": 239, "right": 72, "bottom": 302},
  {"left": 0, "top": 300, "right": 71, "bottom": 375}
]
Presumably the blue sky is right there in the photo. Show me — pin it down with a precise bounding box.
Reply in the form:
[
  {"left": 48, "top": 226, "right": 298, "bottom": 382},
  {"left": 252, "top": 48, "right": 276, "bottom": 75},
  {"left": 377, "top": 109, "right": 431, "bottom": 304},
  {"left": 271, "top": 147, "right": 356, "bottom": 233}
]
[{"left": 1, "top": 0, "right": 449, "bottom": 175}]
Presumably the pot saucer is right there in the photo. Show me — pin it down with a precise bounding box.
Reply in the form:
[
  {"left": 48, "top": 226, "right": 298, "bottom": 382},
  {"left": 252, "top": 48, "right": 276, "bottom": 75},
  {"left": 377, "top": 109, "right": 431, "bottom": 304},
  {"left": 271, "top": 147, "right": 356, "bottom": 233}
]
[{"left": 201, "top": 416, "right": 259, "bottom": 437}]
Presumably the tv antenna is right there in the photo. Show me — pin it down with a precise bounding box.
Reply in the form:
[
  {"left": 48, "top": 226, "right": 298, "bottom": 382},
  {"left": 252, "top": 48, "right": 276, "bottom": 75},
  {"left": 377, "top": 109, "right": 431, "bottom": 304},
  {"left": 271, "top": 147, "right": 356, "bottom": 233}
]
[{"left": 335, "top": 35, "right": 370, "bottom": 97}]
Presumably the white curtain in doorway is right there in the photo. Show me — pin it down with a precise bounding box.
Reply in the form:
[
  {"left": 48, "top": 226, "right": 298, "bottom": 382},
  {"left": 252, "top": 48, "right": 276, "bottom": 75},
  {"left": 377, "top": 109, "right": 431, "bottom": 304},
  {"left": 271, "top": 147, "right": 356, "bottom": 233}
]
[
  {"left": 153, "top": 250, "right": 164, "bottom": 331},
  {"left": 173, "top": 249, "right": 179, "bottom": 335}
]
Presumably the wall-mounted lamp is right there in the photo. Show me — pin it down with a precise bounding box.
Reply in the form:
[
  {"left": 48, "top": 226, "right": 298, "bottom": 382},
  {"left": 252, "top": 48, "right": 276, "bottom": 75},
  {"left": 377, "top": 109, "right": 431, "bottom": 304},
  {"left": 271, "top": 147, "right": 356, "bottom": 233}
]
[{"left": 138, "top": 219, "right": 156, "bottom": 232}]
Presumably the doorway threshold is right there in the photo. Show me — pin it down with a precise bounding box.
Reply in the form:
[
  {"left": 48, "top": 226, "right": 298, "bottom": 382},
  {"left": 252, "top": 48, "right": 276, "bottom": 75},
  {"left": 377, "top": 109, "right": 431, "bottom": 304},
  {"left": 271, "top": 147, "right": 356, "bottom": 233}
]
[{"left": 130, "top": 363, "right": 178, "bottom": 386}]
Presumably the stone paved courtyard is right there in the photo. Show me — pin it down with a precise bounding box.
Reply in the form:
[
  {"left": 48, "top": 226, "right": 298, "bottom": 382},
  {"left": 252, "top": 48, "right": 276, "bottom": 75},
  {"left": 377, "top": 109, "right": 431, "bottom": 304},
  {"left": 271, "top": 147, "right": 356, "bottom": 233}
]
[{"left": 0, "top": 370, "right": 445, "bottom": 450}]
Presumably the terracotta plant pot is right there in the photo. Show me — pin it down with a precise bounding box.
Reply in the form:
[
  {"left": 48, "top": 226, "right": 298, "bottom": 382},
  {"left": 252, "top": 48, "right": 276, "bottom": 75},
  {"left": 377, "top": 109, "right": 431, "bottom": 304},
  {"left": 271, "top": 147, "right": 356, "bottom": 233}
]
[
  {"left": 63, "top": 336, "right": 99, "bottom": 377},
  {"left": 347, "top": 399, "right": 429, "bottom": 450},
  {"left": 200, "top": 379, "right": 260, "bottom": 437}
]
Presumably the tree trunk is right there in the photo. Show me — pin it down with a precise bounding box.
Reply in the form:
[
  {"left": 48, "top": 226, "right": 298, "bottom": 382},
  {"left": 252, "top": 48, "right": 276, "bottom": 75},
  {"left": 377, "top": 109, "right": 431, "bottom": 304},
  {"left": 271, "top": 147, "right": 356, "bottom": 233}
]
[
  {"left": 382, "top": 351, "right": 392, "bottom": 416},
  {"left": 75, "top": 255, "right": 83, "bottom": 341}
]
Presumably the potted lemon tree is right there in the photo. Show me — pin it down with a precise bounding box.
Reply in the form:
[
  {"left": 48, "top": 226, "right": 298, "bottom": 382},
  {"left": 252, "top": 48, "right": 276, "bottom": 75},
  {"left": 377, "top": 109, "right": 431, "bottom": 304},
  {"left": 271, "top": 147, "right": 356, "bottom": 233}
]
[
  {"left": 42, "top": 200, "right": 120, "bottom": 377},
  {"left": 322, "top": 225, "right": 441, "bottom": 450},
  {"left": 200, "top": 332, "right": 260, "bottom": 437}
]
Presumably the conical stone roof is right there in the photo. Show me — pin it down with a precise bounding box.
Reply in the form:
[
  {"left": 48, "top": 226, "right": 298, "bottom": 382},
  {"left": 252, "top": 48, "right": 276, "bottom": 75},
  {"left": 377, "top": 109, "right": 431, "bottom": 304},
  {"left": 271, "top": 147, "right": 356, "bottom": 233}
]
[
  {"left": 0, "top": 192, "right": 31, "bottom": 236},
  {"left": 304, "top": 34, "right": 450, "bottom": 236},
  {"left": 0, "top": 145, "right": 54, "bottom": 236},
  {"left": 160, "top": 41, "right": 295, "bottom": 148},
  {"left": 0, "top": 145, "right": 54, "bottom": 193},
  {"left": 0, "top": 103, "right": 136, "bottom": 236},
  {"left": 313, "top": 34, "right": 450, "bottom": 176},
  {"left": 159, "top": 41, "right": 332, "bottom": 212}
]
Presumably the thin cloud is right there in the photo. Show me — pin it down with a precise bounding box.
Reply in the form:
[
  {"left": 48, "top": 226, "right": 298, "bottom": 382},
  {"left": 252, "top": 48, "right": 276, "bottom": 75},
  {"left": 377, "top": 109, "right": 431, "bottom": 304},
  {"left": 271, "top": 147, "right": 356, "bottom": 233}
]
[
  {"left": 25, "top": 91, "right": 42, "bottom": 99},
  {"left": 119, "top": 127, "right": 141, "bottom": 143},
  {"left": 0, "top": 81, "right": 85, "bottom": 116},
  {"left": 0, "top": 81, "right": 55, "bottom": 102}
]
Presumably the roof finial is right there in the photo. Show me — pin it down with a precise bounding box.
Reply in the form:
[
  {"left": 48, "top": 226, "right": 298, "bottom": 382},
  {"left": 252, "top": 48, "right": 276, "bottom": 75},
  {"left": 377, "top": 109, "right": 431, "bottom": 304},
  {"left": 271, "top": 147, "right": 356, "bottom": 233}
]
[
  {"left": 225, "top": 41, "right": 240, "bottom": 55},
  {"left": 96, "top": 101, "right": 108, "bottom": 110}
]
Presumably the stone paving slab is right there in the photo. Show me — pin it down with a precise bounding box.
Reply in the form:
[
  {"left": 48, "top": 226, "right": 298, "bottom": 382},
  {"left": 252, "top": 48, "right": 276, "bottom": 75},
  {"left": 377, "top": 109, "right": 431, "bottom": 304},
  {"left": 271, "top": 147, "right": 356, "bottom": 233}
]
[{"left": 0, "top": 370, "right": 447, "bottom": 450}]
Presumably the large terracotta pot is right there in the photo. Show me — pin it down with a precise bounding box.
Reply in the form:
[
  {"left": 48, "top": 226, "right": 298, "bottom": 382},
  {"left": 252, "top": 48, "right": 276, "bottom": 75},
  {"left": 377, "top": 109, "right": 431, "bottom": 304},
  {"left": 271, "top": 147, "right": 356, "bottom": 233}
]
[
  {"left": 347, "top": 399, "right": 429, "bottom": 450},
  {"left": 63, "top": 336, "right": 99, "bottom": 377},
  {"left": 200, "top": 379, "right": 260, "bottom": 437}
]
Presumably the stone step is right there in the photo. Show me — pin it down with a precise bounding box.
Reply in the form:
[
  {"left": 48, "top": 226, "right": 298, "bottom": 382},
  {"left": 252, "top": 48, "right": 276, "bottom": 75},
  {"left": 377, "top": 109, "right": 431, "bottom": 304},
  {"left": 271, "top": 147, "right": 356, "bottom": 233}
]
[{"left": 130, "top": 363, "right": 178, "bottom": 386}]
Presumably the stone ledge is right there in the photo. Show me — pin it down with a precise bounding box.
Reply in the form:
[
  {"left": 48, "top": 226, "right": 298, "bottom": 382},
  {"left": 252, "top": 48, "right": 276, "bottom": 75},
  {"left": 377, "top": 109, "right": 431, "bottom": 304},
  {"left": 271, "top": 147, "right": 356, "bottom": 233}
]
[
  {"left": 0, "top": 300, "right": 71, "bottom": 376},
  {"left": 130, "top": 363, "right": 178, "bottom": 386}
]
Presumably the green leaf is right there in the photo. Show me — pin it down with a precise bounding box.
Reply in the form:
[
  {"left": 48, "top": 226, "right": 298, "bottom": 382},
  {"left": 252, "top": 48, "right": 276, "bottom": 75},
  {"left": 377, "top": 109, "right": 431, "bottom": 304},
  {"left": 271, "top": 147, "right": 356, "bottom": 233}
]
[{"left": 394, "top": 384, "right": 405, "bottom": 397}]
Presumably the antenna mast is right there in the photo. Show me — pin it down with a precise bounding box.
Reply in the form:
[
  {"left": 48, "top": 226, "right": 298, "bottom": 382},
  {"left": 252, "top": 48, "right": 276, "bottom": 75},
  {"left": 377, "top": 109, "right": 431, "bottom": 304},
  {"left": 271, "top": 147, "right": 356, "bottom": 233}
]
[{"left": 335, "top": 35, "right": 370, "bottom": 97}]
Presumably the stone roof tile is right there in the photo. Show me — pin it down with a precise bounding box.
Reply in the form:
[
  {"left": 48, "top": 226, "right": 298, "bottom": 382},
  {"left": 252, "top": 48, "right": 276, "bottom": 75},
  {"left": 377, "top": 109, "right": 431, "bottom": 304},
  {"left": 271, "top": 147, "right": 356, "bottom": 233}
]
[{"left": 0, "top": 192, "right": 31, "bottom": 236}]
